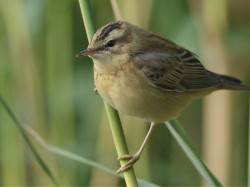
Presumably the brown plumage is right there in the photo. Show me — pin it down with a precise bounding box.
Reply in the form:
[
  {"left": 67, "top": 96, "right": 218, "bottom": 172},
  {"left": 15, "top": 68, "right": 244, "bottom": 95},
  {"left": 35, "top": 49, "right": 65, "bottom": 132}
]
[{"left": 77, "top": 21, "right": 249, "bottom": 173}]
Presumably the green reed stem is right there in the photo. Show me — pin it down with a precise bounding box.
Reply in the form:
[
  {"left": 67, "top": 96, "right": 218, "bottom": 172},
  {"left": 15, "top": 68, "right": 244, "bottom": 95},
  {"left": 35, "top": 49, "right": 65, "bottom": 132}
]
[{"left": 77, "top": 0, "right": 138, "bottom": 186}]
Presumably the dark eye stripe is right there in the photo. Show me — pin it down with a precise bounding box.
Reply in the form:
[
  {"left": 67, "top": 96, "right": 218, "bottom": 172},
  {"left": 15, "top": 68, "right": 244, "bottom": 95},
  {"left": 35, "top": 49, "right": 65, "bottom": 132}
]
[{"left": 96, "top": 22, "right": 122, "bottom": 42}]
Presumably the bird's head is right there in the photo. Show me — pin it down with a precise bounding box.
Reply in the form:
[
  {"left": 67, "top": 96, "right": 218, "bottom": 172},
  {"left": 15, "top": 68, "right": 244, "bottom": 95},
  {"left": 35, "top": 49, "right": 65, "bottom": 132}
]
[{"left": 77, "top": 21, "right": 138, "bottom": 70}]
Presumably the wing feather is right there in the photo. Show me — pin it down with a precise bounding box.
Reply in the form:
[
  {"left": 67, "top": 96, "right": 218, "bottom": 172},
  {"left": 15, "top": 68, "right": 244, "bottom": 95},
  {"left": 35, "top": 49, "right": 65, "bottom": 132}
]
[{"left": 132, "top": 47, "right": 222, "bottom": 92}]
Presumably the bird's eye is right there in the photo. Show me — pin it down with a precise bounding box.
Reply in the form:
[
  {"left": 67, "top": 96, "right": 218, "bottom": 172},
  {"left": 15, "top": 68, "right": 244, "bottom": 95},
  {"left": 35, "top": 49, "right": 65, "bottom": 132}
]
[{"left": 106, "top": 40, "right": 116, "bottom": 47}]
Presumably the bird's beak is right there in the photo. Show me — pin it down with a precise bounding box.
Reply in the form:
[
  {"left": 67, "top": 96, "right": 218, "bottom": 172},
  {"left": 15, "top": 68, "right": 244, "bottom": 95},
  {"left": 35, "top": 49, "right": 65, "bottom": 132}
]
[{"left": 76, "top": 48, "right": 96, "bottom": 58}]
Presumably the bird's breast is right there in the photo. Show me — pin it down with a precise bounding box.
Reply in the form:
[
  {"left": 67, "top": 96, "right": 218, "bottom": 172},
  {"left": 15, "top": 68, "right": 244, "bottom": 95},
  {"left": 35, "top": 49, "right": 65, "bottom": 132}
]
[{"left": 94, "top": 63, "right": 193, "bottom": 122}]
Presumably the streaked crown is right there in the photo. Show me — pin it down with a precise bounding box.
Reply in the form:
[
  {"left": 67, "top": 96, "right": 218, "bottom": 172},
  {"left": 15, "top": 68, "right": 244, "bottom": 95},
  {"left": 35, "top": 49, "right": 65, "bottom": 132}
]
[{"left": 87, "top": 21, "right": 134, "bottom": 57}]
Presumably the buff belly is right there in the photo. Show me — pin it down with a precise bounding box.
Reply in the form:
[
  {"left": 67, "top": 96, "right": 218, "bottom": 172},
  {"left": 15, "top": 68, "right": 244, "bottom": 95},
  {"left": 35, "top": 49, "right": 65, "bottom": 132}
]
[{"left": 94, "top": 66, "right": 194, "bottom": 123}]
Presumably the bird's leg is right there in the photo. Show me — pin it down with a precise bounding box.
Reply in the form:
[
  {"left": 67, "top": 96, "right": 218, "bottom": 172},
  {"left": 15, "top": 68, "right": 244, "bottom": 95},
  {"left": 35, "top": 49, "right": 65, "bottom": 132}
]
[{"left": 116, "top": 122, "right": 158, "bottom": 173}]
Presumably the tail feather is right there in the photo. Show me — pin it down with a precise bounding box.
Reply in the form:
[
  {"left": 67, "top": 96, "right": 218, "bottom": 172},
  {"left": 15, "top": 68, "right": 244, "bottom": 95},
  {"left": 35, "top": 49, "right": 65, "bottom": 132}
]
[{"left": 218, "top": 74, "right": 250, "bottom": 91}]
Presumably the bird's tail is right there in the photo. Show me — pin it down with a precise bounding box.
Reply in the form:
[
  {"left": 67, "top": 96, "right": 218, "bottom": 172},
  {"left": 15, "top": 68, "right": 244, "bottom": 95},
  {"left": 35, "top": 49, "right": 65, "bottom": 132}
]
[{"left": 218, "top": 74, "right": 250, "bottom": 91}]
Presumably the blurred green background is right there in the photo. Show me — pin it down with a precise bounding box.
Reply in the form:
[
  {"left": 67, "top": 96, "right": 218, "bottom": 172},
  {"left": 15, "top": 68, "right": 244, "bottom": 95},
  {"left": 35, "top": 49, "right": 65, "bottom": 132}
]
[{"left": 0, "top": 0, "right": 250, "bottom": 186}]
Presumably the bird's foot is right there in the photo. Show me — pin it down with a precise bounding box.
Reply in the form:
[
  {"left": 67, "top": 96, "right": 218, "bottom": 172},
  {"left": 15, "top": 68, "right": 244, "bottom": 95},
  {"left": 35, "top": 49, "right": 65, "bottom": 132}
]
[{"left": 116, "top": 152, "right": 140, "bottom": 174}]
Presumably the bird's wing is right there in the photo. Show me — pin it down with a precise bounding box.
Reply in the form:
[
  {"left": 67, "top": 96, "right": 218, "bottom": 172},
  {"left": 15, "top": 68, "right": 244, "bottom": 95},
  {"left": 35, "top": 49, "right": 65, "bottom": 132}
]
[{"left": 133, "top": 47, "right": 222, "bottom": 92}]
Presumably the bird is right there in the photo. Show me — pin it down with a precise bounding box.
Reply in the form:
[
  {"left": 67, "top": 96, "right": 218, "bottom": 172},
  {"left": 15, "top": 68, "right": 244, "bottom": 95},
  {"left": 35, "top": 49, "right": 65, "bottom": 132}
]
[{"left": 76, "top": 21, "right": 249, "bottom": 173}]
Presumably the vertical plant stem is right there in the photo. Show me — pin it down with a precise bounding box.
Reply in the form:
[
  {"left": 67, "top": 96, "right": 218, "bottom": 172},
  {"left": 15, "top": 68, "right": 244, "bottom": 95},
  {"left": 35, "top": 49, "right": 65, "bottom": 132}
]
[
  {"left": 110, "top": 0, "right": 122, "bottom": 20},
  {"left": 77, "top": 0, "right": 138, "bottom": 186},
  {"left": 78, "top": 0, "right": 95, "bottom": 40},
  {"left": 104, "top": 104, "right": 138, "bottom": 186}
]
